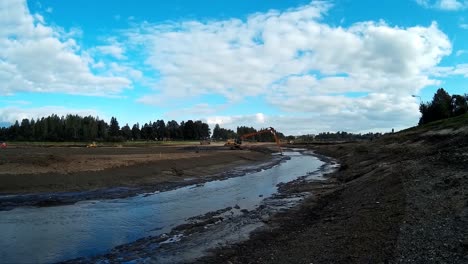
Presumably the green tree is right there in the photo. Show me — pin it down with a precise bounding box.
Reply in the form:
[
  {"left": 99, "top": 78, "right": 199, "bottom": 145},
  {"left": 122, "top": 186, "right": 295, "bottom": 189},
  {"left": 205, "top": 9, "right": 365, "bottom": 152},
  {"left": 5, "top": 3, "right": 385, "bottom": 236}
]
[
  {"left": 121, "top": 124, "right": 132, "bottom": 140},
  {"left": 212, "top": 124, "right": 221, "bottom": 139},
  {"left": 166, "top": 120, "right": 180, "bottom": 140},
  {"left": 140, "top": 122, "right": 152, "bottom": 140},
  {"left": 419, "top": 88, "right": 453, "bottom": 125},
  {"left": 108, "top": 117, "right": 120, "bottom": 138},
  {"left": 183, "top": 120, "right": 195, "bottom": 140},
  {"left": 19, "top": 118, "right": 32, "bottom": 140},
  {"left": 131, "top": 123, "right": 141, "bottom": 140},
  {"left": 155, "top": 120, "right": 166, "bottom": 140},
  {"left": 97, "top": 120, "right": 108, "bottom": 140},
  {"left": 82, "top": 116, "right": 98, "bottom": 141}
]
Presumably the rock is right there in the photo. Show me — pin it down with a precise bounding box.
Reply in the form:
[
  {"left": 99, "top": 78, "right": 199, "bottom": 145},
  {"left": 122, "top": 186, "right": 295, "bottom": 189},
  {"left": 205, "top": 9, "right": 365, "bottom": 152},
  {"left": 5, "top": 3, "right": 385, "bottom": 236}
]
[{"left": 461, "top": 240, "right": 468, "bottom": 251}]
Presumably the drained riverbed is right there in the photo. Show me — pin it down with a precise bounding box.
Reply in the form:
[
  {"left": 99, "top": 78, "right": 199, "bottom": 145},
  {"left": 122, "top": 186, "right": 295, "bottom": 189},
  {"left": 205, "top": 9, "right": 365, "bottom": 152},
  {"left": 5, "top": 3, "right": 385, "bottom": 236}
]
[{"left": 0, "top": 150, "right": 328, "bottom": 263}]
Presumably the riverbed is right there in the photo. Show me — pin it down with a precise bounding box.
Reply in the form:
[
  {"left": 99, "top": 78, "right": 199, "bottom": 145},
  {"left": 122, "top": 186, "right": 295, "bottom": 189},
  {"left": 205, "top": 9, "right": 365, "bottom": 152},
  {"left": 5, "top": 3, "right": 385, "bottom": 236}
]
[{"left": 0, "top": 150, "right": 328, "bottom": 263}]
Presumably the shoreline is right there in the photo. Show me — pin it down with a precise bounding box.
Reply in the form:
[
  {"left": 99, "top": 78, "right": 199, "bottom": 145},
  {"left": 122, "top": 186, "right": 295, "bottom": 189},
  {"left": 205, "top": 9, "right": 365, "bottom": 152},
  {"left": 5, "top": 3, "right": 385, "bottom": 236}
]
[
  {"left": 62, "top": 150, "right": 335, "bottom": 263},
  {"left": 196, "top": 132, "right": 468, "bottom": 263},
  {"left": 0, "top": 148, "right": 287, "bottom": 211}
]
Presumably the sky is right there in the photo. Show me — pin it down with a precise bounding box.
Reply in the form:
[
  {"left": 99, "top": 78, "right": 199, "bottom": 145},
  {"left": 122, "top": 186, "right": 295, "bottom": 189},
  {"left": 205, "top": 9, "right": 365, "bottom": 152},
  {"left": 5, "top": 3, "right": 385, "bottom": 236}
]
[{"left": 0, "top": 0, "right": 467, "bottom": 135}]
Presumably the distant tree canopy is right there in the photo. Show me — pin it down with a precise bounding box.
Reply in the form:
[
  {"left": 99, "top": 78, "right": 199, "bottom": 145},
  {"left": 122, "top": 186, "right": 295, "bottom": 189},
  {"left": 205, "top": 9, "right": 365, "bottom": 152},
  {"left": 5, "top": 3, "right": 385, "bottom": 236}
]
[
  {"left": 314, "top": 131, "right": 382, "bottom": 141},
  {"left": 0, "top": 115, "right": 211, "bottom": 142},
  {"left": 211, "top": 124, "right": 237, "bottom": 140},
  {"left": 211, "top": 125, "right": 285, "bottom": 142},
  {"left": 237, "top": 126, "right": 285, "bottom": 142},
  {"left": 419, "top": 88, "right": 468, "bottom": 125}
]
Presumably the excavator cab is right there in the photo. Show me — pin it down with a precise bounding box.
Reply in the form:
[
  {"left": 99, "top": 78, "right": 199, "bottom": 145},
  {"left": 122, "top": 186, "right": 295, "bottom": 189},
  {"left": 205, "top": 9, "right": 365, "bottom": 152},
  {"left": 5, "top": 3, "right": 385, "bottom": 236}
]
[{"left": 224, "top": 138, "right": 242, "bottom": 149}]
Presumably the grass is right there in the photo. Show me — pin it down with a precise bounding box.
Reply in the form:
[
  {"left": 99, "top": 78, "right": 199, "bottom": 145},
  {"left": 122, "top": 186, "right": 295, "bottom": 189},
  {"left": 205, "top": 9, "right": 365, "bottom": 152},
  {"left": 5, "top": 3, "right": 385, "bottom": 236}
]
[{"left": 400, "top": 113, "right": 468, "bottom": 134}]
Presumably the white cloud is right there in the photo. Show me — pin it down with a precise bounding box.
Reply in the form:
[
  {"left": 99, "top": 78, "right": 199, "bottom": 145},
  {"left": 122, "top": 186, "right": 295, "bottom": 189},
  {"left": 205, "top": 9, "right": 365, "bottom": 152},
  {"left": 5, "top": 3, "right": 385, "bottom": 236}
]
[
  {"left": 438, "top": 0, "right": 466, "bottom": 10},
  {"left": 108, "top": 62, "right": 143, "bottom": 79},
  {"left": 415, "top": 0, "right": 431, "bottom": 8},
  {"left": 123, "top": 0, "right": 450, "bottom": 133},
  {"left": 204, "top": 108, "right": 416, "bottom": 135},
  {"left": 95, "top": 44, "right": 126, "bottom": 59},
  {"left": 0, "top": 0, "right": 131, "bottom": 96},
  {"left": 430, "top": 64, "right": 468, "bottom": 77},
  {"left": 460, "top": 23, "right": 468, "bottom": 29},
  {"left": 456, "top": 49, "right": 468, "bottom": 56},
  {"left": 163, "top": 103, "right": 225, "bottom": 118},
  {"left": 125, "top": 1, "right": 334, "bottom": 102},
  {"left": 0, "top": 106, "right": 103, "bottom": 124},
  {"left": 415, "top": 0, "right": 468, "bottom": 10},
  {"left": 126, "top": 3, "right": 450, "bottom": 104},
  {"left": 255, "top": 113, "right": 266, "bottom": 124},
  {"left": 0, "top": 99, "right": 30, "bottom": 105},
  {"left": 33, "top": 13, "right": 45, "bottom": 24},
  {"left": 1, "top": 0, "right": 457, "bottom": 134}
]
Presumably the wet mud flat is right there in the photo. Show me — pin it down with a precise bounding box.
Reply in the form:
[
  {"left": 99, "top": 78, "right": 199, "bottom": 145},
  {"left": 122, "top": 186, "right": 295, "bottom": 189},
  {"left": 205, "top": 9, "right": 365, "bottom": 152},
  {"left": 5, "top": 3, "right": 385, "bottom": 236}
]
[
  {"left": 0, "top": 150, "right": 334, "bottom": 263},
  {"left": 0, "top": 150, "right": 285, "bottom": 211},
  {"left": 62, "top": 150, "right": 339, "bottom": 263},
  {"left": 0, "top": 145, "right": 273, "bottom": 195}
]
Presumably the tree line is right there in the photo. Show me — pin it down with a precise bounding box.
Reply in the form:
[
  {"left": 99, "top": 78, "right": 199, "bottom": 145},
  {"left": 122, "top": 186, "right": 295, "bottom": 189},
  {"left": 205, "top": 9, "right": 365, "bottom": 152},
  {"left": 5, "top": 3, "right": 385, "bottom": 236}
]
[
  {"left": 419, "top": 88, "right": 468, "bottom": 125},
  {"left": 0, "top": 115, "right": 211, "bottom": 142},
  {"left": 211, "top": 125, "right": 285, "bottom": 141},
  {"left": 314, "top": 131, "right": 382, "bottom": 141}
]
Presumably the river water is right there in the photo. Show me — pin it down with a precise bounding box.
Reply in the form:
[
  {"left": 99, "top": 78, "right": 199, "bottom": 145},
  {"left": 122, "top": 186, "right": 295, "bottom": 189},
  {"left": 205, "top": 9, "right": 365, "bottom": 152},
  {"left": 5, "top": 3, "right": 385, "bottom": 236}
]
[{"left": 0, "top": 151, "right": 324, "bottom": 263}]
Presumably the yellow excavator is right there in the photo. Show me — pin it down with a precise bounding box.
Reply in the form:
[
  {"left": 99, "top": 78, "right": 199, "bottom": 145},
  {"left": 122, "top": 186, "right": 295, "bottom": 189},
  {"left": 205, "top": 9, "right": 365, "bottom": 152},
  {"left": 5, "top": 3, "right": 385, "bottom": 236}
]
[
  {"left": 225, "top": 127, "right": 282, "bottom": 154},
  {"left": 224, "top": 138, "right": 242, "bottom": 149},
  {"left": 86, "top": 142, "right": 97, "bottom": 148}
]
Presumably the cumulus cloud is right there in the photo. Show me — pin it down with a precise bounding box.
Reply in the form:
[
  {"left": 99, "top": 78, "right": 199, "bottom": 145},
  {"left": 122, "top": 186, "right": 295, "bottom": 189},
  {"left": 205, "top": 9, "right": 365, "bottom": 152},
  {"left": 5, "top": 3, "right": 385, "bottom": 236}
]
[
  {"left": 0, "top": 106, "right": 104, "bottom": 124},
  {"left": 122, "top": 0, "right": 450, "bottom": 132},
  {"left": 415, "top": 0, "right": 468, "bottom": 10},
  {"left": 456, "top": 50, "right": 468, "bottom": 56},
  {"left": 126, "top": 2, "right": 450, "bottom": 104},
  {"left": 430, "top": 64, "right": 468, "bottom": 77},
  {"left": 204, "top": 109, "right": 415, "bottom": 135},
  {"left": 95, "top": 44, "right": 126, "bottom": 59},
  {"left": 1, "top": 0, "right": 456, "bottom": 134},
  {"left": 163, "top": 103, "right": 226, "bottom": 118},
  {"left": 438, "top": 0, "right": 467, "bottom": 10},
  {"left": 0, "top": 0, "right": 131, "bottom": 96}
]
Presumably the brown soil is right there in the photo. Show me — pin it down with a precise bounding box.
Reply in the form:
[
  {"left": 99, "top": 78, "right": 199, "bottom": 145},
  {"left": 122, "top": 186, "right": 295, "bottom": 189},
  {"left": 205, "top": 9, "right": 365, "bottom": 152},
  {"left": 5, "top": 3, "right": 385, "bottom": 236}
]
[
  {"left": 197, "top": 125, "right": 468, "bottom": 263},
  {"left": 0, "top": 144, "right": 272, "bottom": 194}
]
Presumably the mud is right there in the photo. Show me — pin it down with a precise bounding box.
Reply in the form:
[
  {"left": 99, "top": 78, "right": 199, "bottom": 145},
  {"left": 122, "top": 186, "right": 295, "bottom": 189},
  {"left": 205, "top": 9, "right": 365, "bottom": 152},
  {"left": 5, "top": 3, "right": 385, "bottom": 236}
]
[
  {"left": 61, "top": 150, "right": 334, "bottom": 264},
  {"left": 0, "top": 145, "right": 274, "bottom": 194},
  {"left": 197, "top": 127, "right": 468, "bottom": 263},
  {"left": 0, "top": 150, "right": 286, "bottom": 211}
]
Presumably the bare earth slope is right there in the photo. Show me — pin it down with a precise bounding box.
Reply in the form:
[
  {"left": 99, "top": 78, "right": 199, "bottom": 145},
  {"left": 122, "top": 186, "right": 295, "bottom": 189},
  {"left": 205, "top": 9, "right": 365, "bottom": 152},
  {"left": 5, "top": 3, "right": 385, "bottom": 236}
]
[{"left": 198, "top": 114, "right": 468, "bottom": 263}]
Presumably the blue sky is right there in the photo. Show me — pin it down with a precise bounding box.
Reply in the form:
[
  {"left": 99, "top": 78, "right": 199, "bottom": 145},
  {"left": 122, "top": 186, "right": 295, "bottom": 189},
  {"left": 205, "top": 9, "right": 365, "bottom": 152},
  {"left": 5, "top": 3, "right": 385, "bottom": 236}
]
[{"left": 0, "top": 0, "right": 467, "bottom": 134}]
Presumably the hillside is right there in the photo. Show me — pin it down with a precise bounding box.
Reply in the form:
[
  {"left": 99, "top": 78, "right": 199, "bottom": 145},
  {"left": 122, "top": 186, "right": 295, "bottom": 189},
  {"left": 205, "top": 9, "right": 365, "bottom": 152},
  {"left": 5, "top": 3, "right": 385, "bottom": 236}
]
[{"left": 199, "top": 114, "right": 468, "bottom": 263}]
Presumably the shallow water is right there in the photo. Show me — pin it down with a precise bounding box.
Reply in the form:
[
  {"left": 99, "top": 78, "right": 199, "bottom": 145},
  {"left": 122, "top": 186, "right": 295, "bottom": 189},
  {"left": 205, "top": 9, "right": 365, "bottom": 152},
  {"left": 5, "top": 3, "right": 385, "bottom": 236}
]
[{"left": 0, "top": 151, "right": 323, "bottom": 263}]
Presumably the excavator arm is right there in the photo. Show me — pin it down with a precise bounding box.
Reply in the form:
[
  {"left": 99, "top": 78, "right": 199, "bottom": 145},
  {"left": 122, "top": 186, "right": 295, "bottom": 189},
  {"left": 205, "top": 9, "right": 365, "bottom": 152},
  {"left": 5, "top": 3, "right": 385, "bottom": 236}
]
[{"left": 240, "top": 127, "right": 282, "bottom": 155}]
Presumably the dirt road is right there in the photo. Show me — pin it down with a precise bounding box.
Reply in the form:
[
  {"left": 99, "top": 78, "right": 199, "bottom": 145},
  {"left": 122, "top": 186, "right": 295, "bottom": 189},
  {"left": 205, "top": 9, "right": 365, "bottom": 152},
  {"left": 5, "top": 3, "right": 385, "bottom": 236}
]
[{"left": 0, "top": 144, "right": 273, "bottom": 194}]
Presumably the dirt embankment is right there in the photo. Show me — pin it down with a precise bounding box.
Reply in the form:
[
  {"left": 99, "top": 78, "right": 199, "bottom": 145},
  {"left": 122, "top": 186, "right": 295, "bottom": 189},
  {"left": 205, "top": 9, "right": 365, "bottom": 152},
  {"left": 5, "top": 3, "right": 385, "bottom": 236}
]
[
  {"left": 0, "top": 145, "right": 273, "bottom": 194},
  {"left": 198, "top": 117, "right": 468, "bottom": 263}
]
